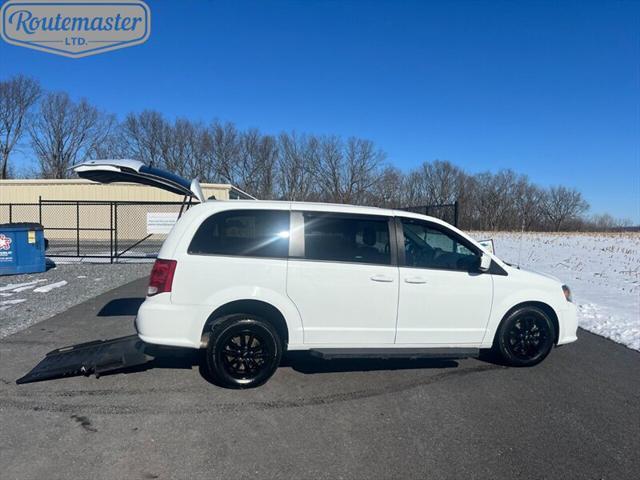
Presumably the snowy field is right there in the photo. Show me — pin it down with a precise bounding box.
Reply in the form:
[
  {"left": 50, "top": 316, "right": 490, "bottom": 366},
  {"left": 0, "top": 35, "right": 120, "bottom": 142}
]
[{"left": 473, "top": 232, "right": 640, "bottom": 351}]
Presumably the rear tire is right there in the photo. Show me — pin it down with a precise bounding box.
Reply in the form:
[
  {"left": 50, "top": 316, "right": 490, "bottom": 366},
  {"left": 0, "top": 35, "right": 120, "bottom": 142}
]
[
  {"left": 206, "top": 314, "right": 282, "bottom": 388},
  {"left": 494, "top": 306, "right": 555, "bottom": 367}
]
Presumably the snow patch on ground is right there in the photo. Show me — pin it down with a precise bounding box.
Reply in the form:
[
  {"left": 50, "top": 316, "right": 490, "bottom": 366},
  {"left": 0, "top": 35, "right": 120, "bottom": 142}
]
[
  {"left": 473, "top": 232, "right": 640, "bottom": 351},
  {"left": 0, "top": 279, "right": 47, "bottom": 292},
  {"left": 0, "top": 298, "right": 26, "bottom": 305},
  {"left": 33, "top": 280, "right": 68, "bottom": 293},
  {"left": 0, "top": 298, "right": 27, "bottom": 311}
]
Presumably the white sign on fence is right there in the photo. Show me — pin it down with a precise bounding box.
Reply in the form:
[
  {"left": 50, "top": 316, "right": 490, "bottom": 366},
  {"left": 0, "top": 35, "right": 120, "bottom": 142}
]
[{"left": 147, "top": 212, "right": 179, "bottom": 234}]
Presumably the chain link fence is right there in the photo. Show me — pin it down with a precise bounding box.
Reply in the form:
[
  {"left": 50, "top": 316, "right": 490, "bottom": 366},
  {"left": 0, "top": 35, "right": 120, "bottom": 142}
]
[
  {"left": 400, "top": 201, "right": 459, "bottom": 227},
  {"left": 0, "top": 200, "right": 187, "bottom": 261}
]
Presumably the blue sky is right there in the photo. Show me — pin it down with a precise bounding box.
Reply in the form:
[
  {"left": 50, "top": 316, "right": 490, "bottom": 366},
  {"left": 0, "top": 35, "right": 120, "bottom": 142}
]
[{"left": 1, "top": 0, "right": 639, "bottom": 221}]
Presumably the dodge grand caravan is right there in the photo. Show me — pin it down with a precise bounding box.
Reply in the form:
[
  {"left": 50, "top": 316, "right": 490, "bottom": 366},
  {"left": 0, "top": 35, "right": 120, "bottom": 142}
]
[{"left": 135, "top": 200, "right": 578, "bottom": 388}]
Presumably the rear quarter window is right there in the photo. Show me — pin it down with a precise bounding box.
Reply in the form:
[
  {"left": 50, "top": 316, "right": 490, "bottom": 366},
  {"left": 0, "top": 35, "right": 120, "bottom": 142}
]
[{"left": 188, "top": 209, "right": 290, "bottom": 258}]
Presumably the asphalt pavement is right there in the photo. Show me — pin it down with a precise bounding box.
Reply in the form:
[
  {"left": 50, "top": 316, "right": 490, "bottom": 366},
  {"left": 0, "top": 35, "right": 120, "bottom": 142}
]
[{"left": 1, "top": 278, "right": 638, "bottom": 479}]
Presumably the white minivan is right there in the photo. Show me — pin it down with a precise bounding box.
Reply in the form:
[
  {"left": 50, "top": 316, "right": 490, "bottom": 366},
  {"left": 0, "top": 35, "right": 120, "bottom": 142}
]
[
  {"left": 74, "top": 160, "right": 578, "bottom": 388},
  {"left": 137, "top": 201, "right": 578, "bottom": 387}
]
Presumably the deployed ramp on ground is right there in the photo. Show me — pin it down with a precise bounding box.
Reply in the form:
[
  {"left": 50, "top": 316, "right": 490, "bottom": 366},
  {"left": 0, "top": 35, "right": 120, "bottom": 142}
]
[{"left": 16, "top": 335, "right": 151, "bottom": 384}]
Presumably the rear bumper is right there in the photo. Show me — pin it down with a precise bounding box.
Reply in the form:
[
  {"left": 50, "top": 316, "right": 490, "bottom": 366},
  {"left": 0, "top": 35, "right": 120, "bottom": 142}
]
[{"left": 135, "top": 294, "right": 205, "bottom": 349}]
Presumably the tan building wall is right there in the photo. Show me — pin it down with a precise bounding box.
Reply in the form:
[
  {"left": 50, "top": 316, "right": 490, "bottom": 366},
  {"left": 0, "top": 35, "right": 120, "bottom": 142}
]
[
  {"left": 0, "top": 179, "right": 244, "bottom": 203},
  {"left": 0, "top": 180, "right": 253, "bottom": 243}
]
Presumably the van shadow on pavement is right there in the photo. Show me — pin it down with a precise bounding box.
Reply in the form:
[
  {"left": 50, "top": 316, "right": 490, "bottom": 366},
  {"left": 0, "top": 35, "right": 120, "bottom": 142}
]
[
  {"left": 101, "top": 345, "right": 461, "bottom": 387},
  {"left": 97, "top": 297, "right": 145, "bottom": 317}
]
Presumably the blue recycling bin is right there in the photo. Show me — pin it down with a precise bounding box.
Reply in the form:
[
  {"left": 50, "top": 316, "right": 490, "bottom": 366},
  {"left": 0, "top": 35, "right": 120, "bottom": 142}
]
[{"left": 0, "top": 223, "right": 46, "bottom": 276}]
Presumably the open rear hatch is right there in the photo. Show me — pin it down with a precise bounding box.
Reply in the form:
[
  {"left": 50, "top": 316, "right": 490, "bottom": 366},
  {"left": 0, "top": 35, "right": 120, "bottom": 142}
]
[
  {"left": 71, "top": 159, "right": 205, "bottom": 202},
  {"left": 15, "top": 160, "right": 207, "bottom": 385}
]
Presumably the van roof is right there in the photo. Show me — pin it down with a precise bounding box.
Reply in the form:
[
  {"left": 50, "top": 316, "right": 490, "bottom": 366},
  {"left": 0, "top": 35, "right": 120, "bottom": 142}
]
[{"left": 201, "top": 198, "right": 445, "bottom": 224}]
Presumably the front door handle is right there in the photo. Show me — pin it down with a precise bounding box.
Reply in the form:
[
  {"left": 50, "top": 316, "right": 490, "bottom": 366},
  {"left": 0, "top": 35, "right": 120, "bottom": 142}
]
[
  {"left": 404, "top": 277, "right": 427, "bottom": 284},
  {"left": 370, "top": 274, "right": 394, "bottom": 283}
]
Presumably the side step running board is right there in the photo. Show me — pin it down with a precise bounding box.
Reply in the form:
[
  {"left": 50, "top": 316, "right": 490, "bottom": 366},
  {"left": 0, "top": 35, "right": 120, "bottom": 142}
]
[
  {"left": 308, "top": 348, "right": 479, "bottom": 360},
  {"left": 16, "top": 335, "right": 152, "bottom": 384}
]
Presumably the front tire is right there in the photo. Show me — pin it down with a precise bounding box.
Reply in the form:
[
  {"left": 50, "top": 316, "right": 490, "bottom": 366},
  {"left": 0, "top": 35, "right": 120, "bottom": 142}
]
[
  {"left": 494, "top": 306, "right": 555, "bottom": 367},
  {"left": 206, "top": 314, "right": 282, "bottom": 389}
]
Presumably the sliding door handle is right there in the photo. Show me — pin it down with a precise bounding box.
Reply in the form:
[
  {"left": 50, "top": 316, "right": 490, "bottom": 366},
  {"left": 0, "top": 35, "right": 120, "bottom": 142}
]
[{"left": 370, "top": 274, "right": 394, "bottom": 283}]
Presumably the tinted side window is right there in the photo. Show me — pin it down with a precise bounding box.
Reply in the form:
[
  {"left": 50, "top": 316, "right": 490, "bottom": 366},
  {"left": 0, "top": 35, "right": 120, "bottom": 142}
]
[
  {"left": 401, "top": 219, "right": 477, "bottom": 271},
  {"left": 189, "top": 210, "right": 290, "bottom": 258},
  {"left": 303, "top": 213, "right": 391, "bottom": 265}
]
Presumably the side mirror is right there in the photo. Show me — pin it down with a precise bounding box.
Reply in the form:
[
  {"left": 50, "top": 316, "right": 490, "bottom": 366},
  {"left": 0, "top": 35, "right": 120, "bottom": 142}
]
[{"left": 478, "top": 252, "right": 491, "bottom": 272}]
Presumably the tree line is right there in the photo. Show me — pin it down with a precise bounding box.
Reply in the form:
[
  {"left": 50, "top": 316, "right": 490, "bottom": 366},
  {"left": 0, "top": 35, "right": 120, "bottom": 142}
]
[{"left": 0, "top": 75, "right": 631, "bottom": 231}]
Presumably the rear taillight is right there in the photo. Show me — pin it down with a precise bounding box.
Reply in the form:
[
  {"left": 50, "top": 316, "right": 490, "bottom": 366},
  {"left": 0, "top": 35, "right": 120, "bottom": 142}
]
[{"left": 148, "top": 259, "right": 177, "bottom": 296}]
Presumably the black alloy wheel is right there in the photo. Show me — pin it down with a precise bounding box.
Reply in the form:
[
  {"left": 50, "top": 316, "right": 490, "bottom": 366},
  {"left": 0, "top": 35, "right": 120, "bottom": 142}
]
[
  {"left": 206, "top": 315, "right": 282, "bottom": 388},
  {"left": 495, "top": 306, "right": 555, "bottom": 367},
  {"left": 221, "top": 330, "right": 270, "bottom": 378}
]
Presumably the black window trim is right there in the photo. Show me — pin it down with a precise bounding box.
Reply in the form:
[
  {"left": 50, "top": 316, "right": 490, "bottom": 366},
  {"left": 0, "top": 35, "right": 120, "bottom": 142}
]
[
  {"left": 186, "top": 251, "right": 289, "bottom": 261},
  {"left": 187, "top": 209, "right": 400, "bottom": 267},
  {"left": 395, "top": 215, "right": 507, "bottom": 275},
  {"left": 291, "top": 210, "right": 398, "bottom": 267}
]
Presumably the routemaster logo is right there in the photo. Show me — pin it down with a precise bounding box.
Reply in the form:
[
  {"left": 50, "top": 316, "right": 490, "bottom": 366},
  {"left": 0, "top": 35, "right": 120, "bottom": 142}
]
[{"left": 1, "top": 0, "right": 150, "bottom": 58}]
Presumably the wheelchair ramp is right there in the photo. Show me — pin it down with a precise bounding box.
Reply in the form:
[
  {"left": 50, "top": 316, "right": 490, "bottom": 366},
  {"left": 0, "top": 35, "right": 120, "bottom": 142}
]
[{"left": 16, "top": 335, "right": 152, "bottom": 384}]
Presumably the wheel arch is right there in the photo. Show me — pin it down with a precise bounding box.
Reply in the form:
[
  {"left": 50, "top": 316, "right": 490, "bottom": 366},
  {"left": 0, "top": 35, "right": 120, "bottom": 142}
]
[
  {"left": 202, "top": 299, "right": 290, "bottom": 349},
  {"left": 492, "top": 301, "right": 560, "bottom": 346}
]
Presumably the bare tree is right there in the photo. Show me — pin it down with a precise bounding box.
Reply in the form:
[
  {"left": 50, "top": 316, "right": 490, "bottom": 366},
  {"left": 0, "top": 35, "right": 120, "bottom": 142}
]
[
  {"left": 207, "top": 121, "right": 241, "bottom": 184},
  {"left": 402, "top": 169, "right": 425, "bottom": 207},
  {"left": 87, "top": 121, "right": 127, "bottom": 159},
  {"left": 209, "top": 124, "right": 276, "bottom": 197},
  {"left": 514, "top": 177, "right": 545, "bottom": 230},
  {"left": 120, "top": 110, "right": 168, "bottom": 167},
  {"left": 590, "top": 213, "right": 619, "bottom": 231},
  {"left": 163, "top": 118, "right": 197, "bottom": 177},
  {"left": 187, "top": 123, "right": 213, "bottom": 182},
  {"left": 421, "top": 160, "right": 465, "bottom": 205},
  {"left": 468, "top": 170, "right": 518, "bottom": 230},
  {"left": 236, "top": 129, "right": 278, "bottom": 198},
  {"left": 0, "top": 75, "right": 41, "bottom": 179},
  {"left": 315, "top": 135, "right": 344, "bottom": 202},
  {"left": 369, "top": 166, "right": 404, "bottom": 207},
  {"left": 344, "top": 137, "right": 386, "bottom": 204},
  {"left": 276, "top": 132, "right": 319, "bottom": 200},
  {"left": 316, "top": 136, "right": 385, "bottom": 204},
  {"left": 543, "top": 186, "right": 589, "bottom": 231},
  {"left": 29, "top": 92, "right": 113, "bottom": 178},
  {"left": 407, "top": 159, "right": 478, "bottom": 225}
]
